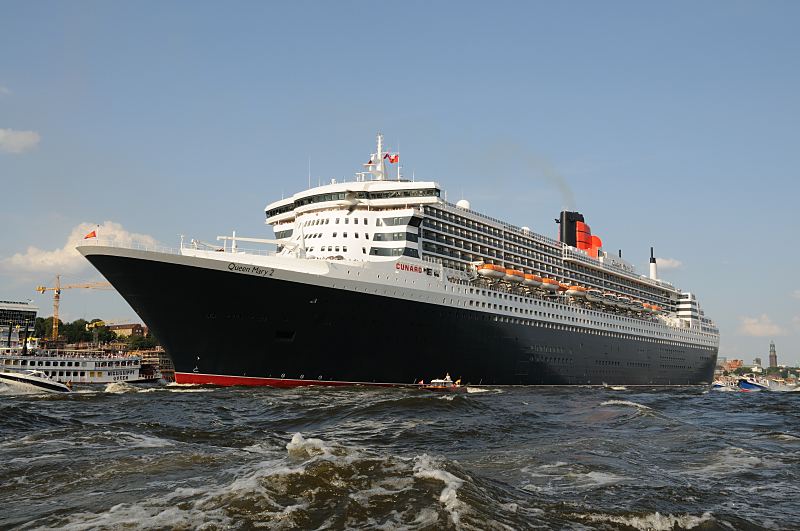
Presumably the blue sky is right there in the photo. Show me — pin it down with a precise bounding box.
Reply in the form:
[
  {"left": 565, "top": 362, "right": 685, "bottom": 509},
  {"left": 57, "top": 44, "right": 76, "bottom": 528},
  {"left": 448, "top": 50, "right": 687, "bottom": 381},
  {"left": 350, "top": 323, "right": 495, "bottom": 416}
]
[{"left": 2, "top": 1, "right": 799, "bottom": 365}]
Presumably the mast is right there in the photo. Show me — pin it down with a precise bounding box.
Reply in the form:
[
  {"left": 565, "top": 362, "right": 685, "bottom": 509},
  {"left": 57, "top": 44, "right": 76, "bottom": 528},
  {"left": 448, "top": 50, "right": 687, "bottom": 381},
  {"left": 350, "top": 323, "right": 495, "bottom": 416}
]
[{"left": 375, "top": 133, "right": 386, "bottom": 181}]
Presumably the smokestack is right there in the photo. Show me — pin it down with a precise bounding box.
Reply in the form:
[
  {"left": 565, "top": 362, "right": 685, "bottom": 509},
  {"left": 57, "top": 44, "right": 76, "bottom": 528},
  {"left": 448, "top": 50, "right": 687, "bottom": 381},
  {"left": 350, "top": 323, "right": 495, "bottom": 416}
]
[
  {"left": 649, "top": 247, "right": 658, "bottom": 280},
  {"left": 558, "top": 211, "right": 584, "bottom": 247}
]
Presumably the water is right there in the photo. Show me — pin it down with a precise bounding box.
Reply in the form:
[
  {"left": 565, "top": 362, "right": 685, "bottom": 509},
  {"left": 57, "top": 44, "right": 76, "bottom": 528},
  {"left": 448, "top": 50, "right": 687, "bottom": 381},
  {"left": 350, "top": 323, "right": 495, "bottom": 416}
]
[{"left": 1, "top": 383, "right": 799, "bottom": 530}]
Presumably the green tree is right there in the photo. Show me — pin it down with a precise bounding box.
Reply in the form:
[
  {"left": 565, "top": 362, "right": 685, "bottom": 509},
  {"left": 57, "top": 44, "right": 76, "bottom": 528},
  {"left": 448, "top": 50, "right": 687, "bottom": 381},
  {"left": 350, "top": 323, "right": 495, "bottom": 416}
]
[
  {"left": 34, "top": 317, "right": 62, "bottom": 339},
  {"left": 126, "top": 334, "right": 157, "bottom": 350}
]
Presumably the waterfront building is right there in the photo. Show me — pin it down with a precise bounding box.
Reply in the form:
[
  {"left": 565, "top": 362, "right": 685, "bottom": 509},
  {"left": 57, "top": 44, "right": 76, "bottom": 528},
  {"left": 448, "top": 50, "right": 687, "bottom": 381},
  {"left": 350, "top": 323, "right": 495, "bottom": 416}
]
[
  {"left": 769, "top": 341, "right": 777, "bottom": 368},
  {"left": 0, "top": 300, "right": 38, "bottom": 349},
  {"left": 108, "top": 323, "right": 145, "bottom": 337}
]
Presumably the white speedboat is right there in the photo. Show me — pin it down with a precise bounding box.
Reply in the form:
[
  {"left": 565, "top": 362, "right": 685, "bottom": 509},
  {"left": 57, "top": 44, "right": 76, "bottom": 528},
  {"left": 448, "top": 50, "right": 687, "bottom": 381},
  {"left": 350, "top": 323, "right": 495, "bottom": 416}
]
[{"left": 0, "top": 370, "right": 73, "bottom": 394}]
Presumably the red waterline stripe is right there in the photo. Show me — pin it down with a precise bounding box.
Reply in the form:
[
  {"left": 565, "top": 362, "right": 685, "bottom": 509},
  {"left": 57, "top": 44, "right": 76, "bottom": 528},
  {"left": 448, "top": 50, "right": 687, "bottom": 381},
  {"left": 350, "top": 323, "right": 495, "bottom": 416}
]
[{"left": 175, "top": 372, "right": 406, "bottom": 388}]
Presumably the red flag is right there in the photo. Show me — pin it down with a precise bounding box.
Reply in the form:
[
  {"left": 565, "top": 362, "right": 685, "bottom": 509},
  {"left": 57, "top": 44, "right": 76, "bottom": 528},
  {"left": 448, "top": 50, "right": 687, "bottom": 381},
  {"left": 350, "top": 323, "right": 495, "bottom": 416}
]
[
  {"left": 84, "top": 230, "right": 97, "bottom": 239},
  {"left": 389, "top": 154, "right": 399, "bottom": 163}
]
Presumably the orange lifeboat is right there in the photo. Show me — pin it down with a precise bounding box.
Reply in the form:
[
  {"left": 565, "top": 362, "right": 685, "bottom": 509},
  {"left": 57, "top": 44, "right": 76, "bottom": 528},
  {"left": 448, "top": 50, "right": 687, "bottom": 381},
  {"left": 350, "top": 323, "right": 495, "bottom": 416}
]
[
  {"left": 477, "top": 264, "right": 505, "bottom": 279},
  {"left": 540, "top": 278, "right": 559, "bottom": 292},
  {"left": 565, "top": 285, "right": 588, "bottom": 298},
  {"left": 523, "top": 274, "right": 542, "bottom": 288},
  {"left": 505, "top": 269, "right": 525, "bottom": 283}
]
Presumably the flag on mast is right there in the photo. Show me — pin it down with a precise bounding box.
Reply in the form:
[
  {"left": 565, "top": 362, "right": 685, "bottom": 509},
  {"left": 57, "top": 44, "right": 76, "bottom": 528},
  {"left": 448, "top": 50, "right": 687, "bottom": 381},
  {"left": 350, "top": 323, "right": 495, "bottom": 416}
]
[{"left": 84, "top": 230, "right": 97, "bottom": 239}]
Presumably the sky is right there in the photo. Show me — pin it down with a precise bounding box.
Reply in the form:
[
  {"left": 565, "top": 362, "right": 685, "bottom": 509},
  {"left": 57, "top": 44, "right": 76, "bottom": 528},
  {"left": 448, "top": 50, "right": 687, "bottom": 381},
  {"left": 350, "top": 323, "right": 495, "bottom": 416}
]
[{"left": 1, "top": 1, "right": 799, "bottom": 365}]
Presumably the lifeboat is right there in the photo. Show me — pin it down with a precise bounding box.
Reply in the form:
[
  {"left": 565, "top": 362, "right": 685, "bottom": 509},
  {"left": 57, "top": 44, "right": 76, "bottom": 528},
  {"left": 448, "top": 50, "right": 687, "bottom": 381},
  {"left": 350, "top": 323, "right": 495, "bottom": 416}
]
[
  {"left": 476, "top": 264, "right": 505, "bottom": 279},
  {"left": 505, "top": 269, "right": 525, "bottom": 283},
  {"left": 523, "top": 274, "right": 542, "bottom": 288},
  {"left": 617, "top": 295, "right": 632, "bottom": 309},
  {"left": 586, "top": 289, "right": 603, "bottom": 302},
  {"left": 603, "top": 292, "right": 619, "bottom": 306},
  {"left": 630, "top": 300, "right": 645, "bottom": 312},
  {"left": 565, "top": 285, "right": 588, "bottom": 298},
  {"left": 540, "top": 278, "right": 559, "bottom": 292}
]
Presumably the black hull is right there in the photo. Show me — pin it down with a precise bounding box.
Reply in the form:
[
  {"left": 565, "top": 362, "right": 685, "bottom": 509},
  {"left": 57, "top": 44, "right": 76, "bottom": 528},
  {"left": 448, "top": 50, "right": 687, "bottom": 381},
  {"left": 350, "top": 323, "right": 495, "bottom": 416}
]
[{"left": 85, "top": 254, "right": 718, "bottom": 386}]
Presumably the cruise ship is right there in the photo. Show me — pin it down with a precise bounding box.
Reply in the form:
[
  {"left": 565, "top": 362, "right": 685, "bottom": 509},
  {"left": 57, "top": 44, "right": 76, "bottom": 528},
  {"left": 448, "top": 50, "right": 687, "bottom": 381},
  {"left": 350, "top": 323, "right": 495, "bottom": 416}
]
[{"left": 78, "top": 134, "right": 719, "bottom": 386}]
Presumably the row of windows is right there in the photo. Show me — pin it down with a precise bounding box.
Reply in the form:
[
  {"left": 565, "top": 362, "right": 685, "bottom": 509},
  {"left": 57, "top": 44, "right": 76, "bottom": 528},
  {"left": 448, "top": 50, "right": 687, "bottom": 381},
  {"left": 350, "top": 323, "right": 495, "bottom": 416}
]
[
  {"left": 373, "top": 232, "right": 418, "bottom": 242},
  {"left": 369, "top": 247, "right": 420, "bottom": 258},
  {"left": 2, "top": 359, "right": 138, "bottom": 368},
  {"left": 267, "top": 189, "right": 439, "bottom": 218},
  {"left": 301, "top": 217, "right": 369, "bottom": 227},
  {"left": 306, "top": 232, "right": 369, "bottom": 240}
]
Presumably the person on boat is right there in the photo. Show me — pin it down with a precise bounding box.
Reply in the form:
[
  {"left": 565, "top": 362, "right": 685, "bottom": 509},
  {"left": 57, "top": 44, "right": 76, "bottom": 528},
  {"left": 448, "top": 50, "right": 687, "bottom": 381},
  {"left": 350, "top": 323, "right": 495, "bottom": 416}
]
[
  {"left": 66, "top": 380, "right": 73, "bottom": 390},
  {"left": 444, "top": 373, "right": 451, "bottom": 382}
]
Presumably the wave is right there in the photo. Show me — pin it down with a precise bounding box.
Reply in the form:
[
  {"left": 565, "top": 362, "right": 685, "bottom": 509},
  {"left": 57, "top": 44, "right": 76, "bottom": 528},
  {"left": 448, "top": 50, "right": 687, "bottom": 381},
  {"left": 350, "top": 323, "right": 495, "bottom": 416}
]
[
  {"left": 572, "top": 510, "right": 716, "bottom": 530},
  {"left": 29, "top": 432, "right": 514, "bottom": 530},
  {"left": 103, "top": 382, "right": 138, "bottom": 394},
  {"left": 600, "top": 399, "right": 653, "bottom": 410}
]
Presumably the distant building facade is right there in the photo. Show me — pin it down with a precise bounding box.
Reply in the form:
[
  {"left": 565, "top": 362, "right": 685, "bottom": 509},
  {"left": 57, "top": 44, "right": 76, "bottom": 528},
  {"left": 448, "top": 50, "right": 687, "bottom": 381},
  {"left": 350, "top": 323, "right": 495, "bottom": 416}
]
[
  {"left": 769, "top": 341, "right": 778, "bottom": 368},
  {"left": 724, "top": 359, "right": 743, "bottom": 371},
  {"left": 0, "top": 300, "right": 38, "bottom": 348},
  {"left": 108, "top": 323, "right": 145, "bottom": 338}
]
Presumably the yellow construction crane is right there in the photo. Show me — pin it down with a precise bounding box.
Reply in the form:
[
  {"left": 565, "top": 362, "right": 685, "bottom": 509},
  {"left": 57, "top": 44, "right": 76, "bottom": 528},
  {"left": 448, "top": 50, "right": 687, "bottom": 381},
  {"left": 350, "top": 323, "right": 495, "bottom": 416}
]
[{"left": 35, "top": 275, "right": 113, "bottom": 340}]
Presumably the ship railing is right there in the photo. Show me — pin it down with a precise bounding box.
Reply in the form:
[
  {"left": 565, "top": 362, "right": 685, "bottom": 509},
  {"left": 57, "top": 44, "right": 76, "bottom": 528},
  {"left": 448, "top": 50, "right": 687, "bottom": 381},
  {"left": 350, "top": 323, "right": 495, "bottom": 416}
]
[
  {"left": 0, "top": 347, "right": 139, "bottom": 360},
  {"left": 78, "top": 237, "right": 183, "bottom": 255},
  {"left": 78, "top": 237, "right": 279, "bottom": 258},
  {"left": 562, "top": 248, "right": 676, "bottom": 290}
]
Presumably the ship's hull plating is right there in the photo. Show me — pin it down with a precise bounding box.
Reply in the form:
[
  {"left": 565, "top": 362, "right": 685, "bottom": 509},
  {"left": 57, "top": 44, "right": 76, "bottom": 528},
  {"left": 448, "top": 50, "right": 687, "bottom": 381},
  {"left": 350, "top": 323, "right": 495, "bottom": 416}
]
[{"left": 85, "top": 253, "right": 717, "bottom": 386}]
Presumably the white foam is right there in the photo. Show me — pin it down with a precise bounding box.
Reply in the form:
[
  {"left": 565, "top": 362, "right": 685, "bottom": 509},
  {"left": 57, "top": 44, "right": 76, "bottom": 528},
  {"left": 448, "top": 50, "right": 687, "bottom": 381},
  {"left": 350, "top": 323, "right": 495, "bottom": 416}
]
[
  {"left": 104, "top": 382, "right": 138, "bottom": 394},
  {"left": 575, "top": 511, "right": 715, "bottom": 530},
  {"left": 600, "top": 399, "right": 652, "bottom": 410},
  {"left": 685, "top": 447, "right": 763, "bottom": 478},
  {"left": 108, "top": 431, "right": 174, "bottom": 449},
  {"left": 466, "top": 386, "right": 491, "bottom": 393},
  {"left": 8, "top": 453, "right": 64, "bottom": 464},
  {"left": 413, "top": 454, "right": 466, "bottom": 526},
  {"left": 286, "top": 432, "right": 338, "bottom": 459}
]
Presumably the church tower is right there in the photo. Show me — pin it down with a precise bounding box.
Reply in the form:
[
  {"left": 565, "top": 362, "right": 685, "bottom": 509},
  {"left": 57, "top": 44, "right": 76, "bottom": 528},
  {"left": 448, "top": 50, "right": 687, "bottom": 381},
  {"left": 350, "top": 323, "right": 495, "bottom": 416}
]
[{"left": 769, "top": 341, "right": 778, "bottom": 368}]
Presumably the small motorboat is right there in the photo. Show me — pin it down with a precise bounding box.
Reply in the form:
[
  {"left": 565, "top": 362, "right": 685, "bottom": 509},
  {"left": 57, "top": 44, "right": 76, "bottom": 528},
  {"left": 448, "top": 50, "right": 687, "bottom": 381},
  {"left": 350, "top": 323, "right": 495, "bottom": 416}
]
[
  {"left": 711, "top": 379, "right": 738, "bottom": 392},
  {"left": 737, "top": 377, "right": 770, "bottom": 392},
  {"left": 418, "top": 374, "right": 466, "bottom": 393},
  {"left": 0, "top": 370, "right": 73, "bottom": 394}
]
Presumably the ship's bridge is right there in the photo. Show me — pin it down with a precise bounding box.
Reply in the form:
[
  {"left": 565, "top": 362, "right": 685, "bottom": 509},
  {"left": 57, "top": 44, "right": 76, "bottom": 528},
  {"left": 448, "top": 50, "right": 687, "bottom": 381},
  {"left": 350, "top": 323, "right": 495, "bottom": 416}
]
[{"left": 265, "top": 180, "right": 440, "bottom": 224}]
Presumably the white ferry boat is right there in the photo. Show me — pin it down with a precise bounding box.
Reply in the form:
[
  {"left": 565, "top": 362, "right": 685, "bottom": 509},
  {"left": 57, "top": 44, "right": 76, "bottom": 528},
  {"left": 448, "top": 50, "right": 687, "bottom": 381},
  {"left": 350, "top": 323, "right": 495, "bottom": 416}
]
[
  {"left": 0, "top": 347, "right": 158, "bottom": 384},
  {"left": 77, "top": 134, "right": 719, "bottom": 387}
]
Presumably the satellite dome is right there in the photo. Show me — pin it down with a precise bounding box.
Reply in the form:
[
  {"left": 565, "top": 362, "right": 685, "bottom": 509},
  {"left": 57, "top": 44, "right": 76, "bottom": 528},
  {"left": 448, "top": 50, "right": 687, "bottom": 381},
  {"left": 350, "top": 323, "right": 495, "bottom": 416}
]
[{"left": 456, "top": 199, "right": 471, "bottom": 210}]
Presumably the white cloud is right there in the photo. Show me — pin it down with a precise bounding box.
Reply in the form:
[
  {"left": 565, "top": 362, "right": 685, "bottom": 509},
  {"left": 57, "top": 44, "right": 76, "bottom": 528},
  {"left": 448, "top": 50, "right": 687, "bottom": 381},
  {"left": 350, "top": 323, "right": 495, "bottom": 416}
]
[
  {"left": 0, "top": 128, "right": 40, "bottom": 153},
  {"left": 1, "top": 221, "right": 158, "bottom": 274},
  {"left": 656, "top": 257, "right": 682, "bottom": 270},
  {"left": 738, "top": 314, "right": 785, "bottom": 337},
  {"left": 0, "top": 85, "right": 10, "bottom": 96}
]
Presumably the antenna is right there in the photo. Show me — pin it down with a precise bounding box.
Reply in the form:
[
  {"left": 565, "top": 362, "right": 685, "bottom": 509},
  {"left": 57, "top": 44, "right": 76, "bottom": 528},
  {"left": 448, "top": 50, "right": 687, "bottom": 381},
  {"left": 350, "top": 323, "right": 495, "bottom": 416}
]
[{"left": 308, "top": 157, "right": 311, "bottom": 189}]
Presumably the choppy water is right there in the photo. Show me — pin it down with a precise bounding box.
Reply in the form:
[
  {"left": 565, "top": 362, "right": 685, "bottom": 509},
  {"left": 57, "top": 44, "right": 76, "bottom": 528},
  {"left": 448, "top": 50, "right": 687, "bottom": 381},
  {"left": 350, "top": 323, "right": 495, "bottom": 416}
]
[{"left": 1, "top": 383, "right": 799, "bottom": 530}]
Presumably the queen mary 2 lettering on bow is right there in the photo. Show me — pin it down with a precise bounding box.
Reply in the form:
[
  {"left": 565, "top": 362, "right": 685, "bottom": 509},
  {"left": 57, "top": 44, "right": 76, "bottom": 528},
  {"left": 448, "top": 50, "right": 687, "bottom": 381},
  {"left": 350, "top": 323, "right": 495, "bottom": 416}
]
[
  {"left": 228, "top": 262, "right": 275, "bottom": 277},
  {"left": 395, "top": 263, "right": 423, "bottom": 273}
]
